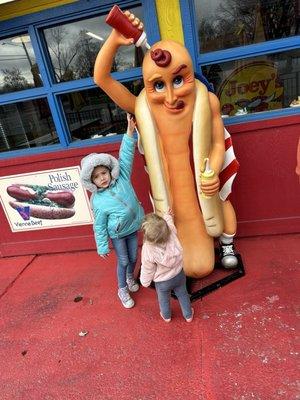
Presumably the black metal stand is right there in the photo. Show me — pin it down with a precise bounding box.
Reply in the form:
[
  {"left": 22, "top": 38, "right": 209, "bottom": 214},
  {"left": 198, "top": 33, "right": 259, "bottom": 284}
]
[
  {"left": 139, "top": 252, "right": 245, "bottom": 303},
  {"left": 187, "top": 253, "right": 245, "bottom": 302}
]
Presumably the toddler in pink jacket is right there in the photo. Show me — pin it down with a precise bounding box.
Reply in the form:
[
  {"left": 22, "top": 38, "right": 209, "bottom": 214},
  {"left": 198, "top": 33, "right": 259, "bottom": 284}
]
[{"left": 140, "top": 210, "right": 193, "bottom": 322}]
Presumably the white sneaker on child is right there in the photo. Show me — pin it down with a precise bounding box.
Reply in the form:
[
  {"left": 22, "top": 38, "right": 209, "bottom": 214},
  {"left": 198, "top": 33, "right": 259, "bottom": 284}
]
[
  {"left": 185, "top": 308, "right": 194, "bottom": 323},
  {"left": 118, "top": 287, "right": 135, "bottom": 308},
  {"left": 126, "top": 277, "right": 139, "bottom": 292},
  {"left": 160, "top": 312, "right": 171, "bottom": 323}
]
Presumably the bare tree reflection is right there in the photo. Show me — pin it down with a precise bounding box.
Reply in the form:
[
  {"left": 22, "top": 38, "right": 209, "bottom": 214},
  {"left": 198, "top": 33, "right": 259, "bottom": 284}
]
[
  {"left": 1, "top": 67, "right": 31, "bottom": 92},
  {"left": 198, "top": 0, "right": 296, "bottom": 52},
  {"left": 45, "top": 24, "right": 143, "bottom": 81},
  {"left": 73, "top": 30, "right": 99, "bottom": 78},
  {"left": 46, "top": 26, "right": 78, "bottom": 81}
]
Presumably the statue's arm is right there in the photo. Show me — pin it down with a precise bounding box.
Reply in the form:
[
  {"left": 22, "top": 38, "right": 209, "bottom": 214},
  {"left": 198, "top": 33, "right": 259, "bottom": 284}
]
[{"left": 93, "top": 29, "right": 136, "bottom": 114}]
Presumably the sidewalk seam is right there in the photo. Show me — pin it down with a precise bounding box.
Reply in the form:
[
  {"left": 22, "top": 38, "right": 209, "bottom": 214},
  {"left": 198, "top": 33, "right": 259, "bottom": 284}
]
[{"left": 0, "top": 255, "right": 37, "bottom": 300}]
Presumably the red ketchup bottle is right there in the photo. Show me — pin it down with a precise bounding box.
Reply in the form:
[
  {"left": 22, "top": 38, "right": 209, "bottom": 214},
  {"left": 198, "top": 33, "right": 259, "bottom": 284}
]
[{"left": 106, "top": 5, "right": 150, "bottom": 49}]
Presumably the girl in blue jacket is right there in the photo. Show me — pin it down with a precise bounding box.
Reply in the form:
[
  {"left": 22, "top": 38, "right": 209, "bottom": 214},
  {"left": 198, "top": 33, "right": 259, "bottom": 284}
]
[{"left": 80, "top": 114, "right": 144, "bottom": 309}]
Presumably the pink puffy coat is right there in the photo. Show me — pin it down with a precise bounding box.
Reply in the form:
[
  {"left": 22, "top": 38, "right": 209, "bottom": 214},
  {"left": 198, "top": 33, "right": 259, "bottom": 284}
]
[{"left": 140, "top": 214, "right": 183, "bottom": 287}]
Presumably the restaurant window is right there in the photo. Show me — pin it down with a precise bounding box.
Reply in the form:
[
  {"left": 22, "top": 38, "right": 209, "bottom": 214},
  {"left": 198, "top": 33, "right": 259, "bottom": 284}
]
[
  {"left": 0, "top": 34, "right": 42, "bottom": 94},
  {"left": 195, "top": 0, "right": 299, "bottom": 53},
  {"left": 0, "top": 98, "right": 57, "bottom": 152},
  {"left": 43, "top": 6, "right": 145, "bottom": 83},
  {"left": 193, "top": 0, "right": 300, "bottom": 118},
  {"left": 0, "top": 2, "right": 154, "bottom": 157},
  {"left": 60, "top": 80, "right": 143, "bottom": 141},
  {"left": 202, "top": 49, "right": 300, "bottom": 117}
]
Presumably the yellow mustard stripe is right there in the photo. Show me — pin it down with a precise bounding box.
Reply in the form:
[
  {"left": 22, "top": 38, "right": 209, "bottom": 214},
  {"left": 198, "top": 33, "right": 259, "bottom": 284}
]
[
  {"left": 0, "top": 0, "right": 76, "bottom": 21},
  {"left": 155, "top": 0, "right": 184, "bottom": 44}
]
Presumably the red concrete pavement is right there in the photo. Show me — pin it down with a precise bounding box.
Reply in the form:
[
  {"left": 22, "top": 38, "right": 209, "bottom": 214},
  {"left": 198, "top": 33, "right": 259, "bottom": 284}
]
[{"left": 0, "top": 234, "right": 299, "bottom": 399}]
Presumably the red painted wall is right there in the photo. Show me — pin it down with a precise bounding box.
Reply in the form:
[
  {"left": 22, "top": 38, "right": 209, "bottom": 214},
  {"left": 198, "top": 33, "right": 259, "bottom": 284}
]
[
  {"left": 229, "top": 115, "right": 300, "bottom": 236},
  {"left": 0, "top": 140, "right": 152, "bottom": 257},
  {"left": 0, "top": 115, "right": 299, "bottom": 257}
]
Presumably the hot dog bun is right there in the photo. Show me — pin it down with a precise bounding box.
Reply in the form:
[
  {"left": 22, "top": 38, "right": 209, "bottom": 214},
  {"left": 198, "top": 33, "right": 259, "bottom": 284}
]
[
  {"left": 135, "top": 89, "right": 170, "bottom": 215},
  {"left": 193, "top": 81, "right": 224, "bottom": 237}
]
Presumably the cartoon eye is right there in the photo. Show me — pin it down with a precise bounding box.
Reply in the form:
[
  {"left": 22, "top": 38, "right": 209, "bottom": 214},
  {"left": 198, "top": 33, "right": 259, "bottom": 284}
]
[
  {"left": 173, "top": 75, "right": 183, "bottom": 89},
  {"left": 154, "top": 81, "right": 165, "bottom": 92}
]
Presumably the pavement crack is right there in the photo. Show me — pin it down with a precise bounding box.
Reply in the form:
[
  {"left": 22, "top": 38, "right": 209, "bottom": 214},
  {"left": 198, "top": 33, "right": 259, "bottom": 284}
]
[{"left": 0, "top": 255, "right": 37, "bottom": 300}]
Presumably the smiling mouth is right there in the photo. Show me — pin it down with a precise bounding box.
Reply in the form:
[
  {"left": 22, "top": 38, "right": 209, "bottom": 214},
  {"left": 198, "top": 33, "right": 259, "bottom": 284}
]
[{"left": 164, "top": 100, "right": 185, "bottom": 112}]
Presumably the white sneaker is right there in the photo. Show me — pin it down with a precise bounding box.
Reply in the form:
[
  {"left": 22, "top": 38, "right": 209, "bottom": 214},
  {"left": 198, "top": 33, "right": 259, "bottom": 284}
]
[
  {"left": 235, "top": 107, "right": 248, "bottom": 116},
  {"left": 219, "top": 243, "right": 238, "bottom": 269},
  {"left": 126, "top": 277, "right": 139, "bottom": 292},
  {"left": 118, "top": 287, "right": 135, "bottom": 308}
]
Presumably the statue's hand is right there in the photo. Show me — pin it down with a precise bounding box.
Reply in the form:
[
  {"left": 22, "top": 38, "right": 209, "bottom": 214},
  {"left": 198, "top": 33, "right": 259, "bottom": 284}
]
[
  {"left": 200, "top": 175, "right": 220, "bottom": 197},
  {"left": 124, "top": 10, "right": 144, "bottom": 30},
  {"left": 109, "top": 10, "right": 144, "bottom": 46}
]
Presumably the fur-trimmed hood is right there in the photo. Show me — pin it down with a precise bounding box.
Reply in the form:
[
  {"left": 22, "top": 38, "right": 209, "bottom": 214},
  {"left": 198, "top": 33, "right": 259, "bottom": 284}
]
[{"left": 80, "top": 152, "right": 119, "bottom": 193}]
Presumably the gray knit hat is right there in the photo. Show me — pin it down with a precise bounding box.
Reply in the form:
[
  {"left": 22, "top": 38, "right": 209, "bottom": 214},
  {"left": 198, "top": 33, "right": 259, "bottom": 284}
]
[{"left": 80, "top": 153, "right": 119, "bottom": 192}]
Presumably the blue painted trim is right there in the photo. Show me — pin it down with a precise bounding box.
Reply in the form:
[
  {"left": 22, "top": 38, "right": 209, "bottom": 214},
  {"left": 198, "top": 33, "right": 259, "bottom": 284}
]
[
  {"left": 50, "top": 78, "right": 96, "bottom": 95},
  {"left": 223, "top": 106, "right": 300, "bottom": 126},
  {"left": 179, "top": 0, "right": 199, "bottom": 70},
  {"left": 28, "top": 25, "right": 52, "bottom": 90},
  {"left": 0, "top": 1, "right": 136, "bottom": 32},
  {"left": 0, "top": 87, "right": 47, "bottom": 104},
  {"left": 67, "top": 133, "right": 123, "bottom": 149},
  {"left": 30, "top": 25, "right": 57, "bottom": 86},
  {"left": 0, "top": 1, "right": 160, "bottom": 43},
  {"left": 47, "top": 68, "right": 143, "bottom": 96},
  {"left": 47, "top": 93, "right": 70, "bottom": 147},
  {"left": 142, "top": 0, "right": 160, "bottom": 44},
  {"left": 198, "top": 36, "right": 300, "bottom": 66},
  {"left": 0, "top": 143, "right": 63, "bottom": 160},
  {"left": 0, "top": 134, "right": 124, "bottom": 160}
]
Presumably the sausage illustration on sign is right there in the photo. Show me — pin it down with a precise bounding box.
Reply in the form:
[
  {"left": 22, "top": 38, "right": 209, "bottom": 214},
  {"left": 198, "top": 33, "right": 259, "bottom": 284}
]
[{"left": 7, "top": 184, "right": 76, "bottom": 220}]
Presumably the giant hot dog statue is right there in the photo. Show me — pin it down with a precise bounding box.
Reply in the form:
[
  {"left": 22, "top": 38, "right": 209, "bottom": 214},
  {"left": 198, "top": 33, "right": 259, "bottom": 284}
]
[{"left": 93, "top": 8, "right": 239, "bottom": 277}]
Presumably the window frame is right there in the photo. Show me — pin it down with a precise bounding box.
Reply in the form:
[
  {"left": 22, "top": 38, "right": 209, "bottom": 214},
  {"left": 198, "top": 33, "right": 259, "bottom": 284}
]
[
  {"left": 0, "top": 0, "right": 160, "bottom": 159},
  {"left": 180, "top": 0, "right": 300, "bottom": 125}
]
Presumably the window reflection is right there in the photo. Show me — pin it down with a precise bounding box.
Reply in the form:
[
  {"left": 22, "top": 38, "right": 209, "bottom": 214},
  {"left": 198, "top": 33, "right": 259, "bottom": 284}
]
[
  {"left": 44, "top": 6, "right": 145, "bottom": 83},
  {"left": 195, "top": 0, "right": 299, "bottom": 53},
  {"left": 0, "top": 35, "right": 42, "bottom": 94},
  {"left": 60, "top": 80, "right": 143, "bottom": 141},
  {"left": 202, "top": 50, "right": 300, "bottom": 116},
  {"left": 0, "top": 99, "right": 58, "bottom": 152}
]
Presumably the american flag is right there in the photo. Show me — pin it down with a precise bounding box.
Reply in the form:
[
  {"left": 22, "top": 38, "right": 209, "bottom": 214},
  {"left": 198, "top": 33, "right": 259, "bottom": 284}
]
[{"left": 219, "top": 128, "right": 240, "bottom": 201}]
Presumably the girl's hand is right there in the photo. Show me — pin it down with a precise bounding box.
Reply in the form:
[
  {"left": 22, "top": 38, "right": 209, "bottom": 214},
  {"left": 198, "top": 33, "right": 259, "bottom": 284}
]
[
  {"left": 100, "top": 253, "right": 110, "bottom": 259},
  {"left": 166, "top": 208, "right": 174, "bottom": 217},
  {"left": 126, "top": 113, "right": 136, "bottom": 136}
]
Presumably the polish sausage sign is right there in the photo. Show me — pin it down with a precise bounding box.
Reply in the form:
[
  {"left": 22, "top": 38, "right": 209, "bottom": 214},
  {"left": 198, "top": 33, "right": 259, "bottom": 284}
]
[{"left": 0, "top": 166, "right": 93, "bottom": 232}]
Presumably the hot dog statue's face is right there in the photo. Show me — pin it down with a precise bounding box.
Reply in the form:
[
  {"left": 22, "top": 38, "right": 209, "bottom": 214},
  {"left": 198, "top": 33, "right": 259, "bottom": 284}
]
[{"left": 143, "top": 40, "right": 195, "bottom": 135}]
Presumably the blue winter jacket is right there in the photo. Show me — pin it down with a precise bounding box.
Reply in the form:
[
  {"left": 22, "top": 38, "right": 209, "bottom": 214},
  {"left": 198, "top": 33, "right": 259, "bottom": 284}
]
[{"left": 80, "top": 134, "right": 144, "bottom": 255}]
